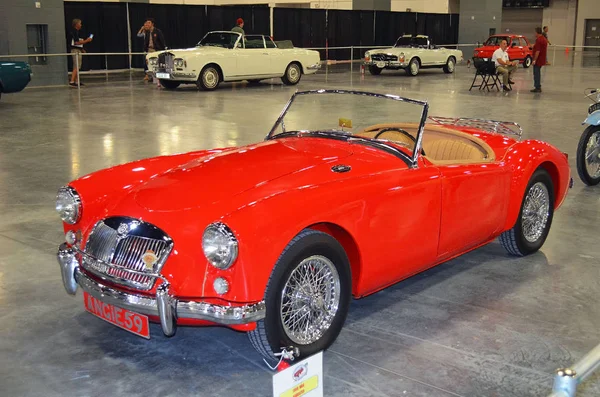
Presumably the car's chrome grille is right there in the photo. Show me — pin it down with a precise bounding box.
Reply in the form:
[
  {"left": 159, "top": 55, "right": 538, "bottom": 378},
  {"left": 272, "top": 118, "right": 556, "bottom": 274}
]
[
  {"left": 371, "top": 54, "right": 398, "bottom": 62},
  {"left": 82, "top": 217, "right": 173, "bottom": 290},
  {"left": 158, "top": 52, "right": 174, "bottom": 73}
]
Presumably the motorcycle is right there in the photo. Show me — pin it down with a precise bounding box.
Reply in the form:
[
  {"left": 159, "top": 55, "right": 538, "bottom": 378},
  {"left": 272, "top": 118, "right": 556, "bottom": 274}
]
[{"left": 577, "top": 88, "right": 600, "bottom": 186}]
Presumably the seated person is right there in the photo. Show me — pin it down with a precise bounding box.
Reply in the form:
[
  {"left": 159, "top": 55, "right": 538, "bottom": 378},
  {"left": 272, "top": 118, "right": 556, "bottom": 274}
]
[{"left": 493, "top": 39, "right": 518, "bottom": 91}]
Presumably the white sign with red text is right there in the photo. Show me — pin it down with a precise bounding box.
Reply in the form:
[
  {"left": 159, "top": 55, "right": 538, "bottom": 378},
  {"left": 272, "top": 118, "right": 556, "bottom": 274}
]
[{"left": 273, "top": 352, "right": 323, "bottom": 397}]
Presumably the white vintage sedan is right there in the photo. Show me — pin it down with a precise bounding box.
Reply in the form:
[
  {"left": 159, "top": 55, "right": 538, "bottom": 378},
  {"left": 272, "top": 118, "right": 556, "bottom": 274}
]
[
  {"left": 147, "top": 31, "right": 321, "bottom": 90},
  {"left": 364, "top": 35, "right": 463, "bottom": 76}
]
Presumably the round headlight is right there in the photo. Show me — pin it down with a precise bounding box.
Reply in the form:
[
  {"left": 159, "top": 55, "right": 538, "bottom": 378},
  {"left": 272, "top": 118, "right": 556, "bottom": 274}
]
[
  {"left": 174, "top": 58, "right": 184, "bottom": 68},
  {"left": 202, "top": 223, "right": 238, "bottom": 269},
  {"left": 56, "top": 186, "right": 82, "bottom": 224},
  {"left": 149, "top": 57, "right": 158, "bottom": 65}
]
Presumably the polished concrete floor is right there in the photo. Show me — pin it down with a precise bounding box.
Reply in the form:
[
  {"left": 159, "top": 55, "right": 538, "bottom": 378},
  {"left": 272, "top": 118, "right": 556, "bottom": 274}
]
[{"left": 1, "top": 58, "right": 600, "bottom": 397}]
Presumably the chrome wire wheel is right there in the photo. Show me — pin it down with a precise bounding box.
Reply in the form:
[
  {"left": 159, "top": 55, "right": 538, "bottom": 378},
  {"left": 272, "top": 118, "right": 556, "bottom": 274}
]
[
  {"left": 202, "top": 67, "right": 219, "bottom": 89},
  {"left": 584, "top": 130, "right": 600, "bottom": 179},
  {"left": 280, "top": 255, "right": 340, "bottom": 345},
  {"left": 521, "top": 181, "right": 550, "bottom": 243}
]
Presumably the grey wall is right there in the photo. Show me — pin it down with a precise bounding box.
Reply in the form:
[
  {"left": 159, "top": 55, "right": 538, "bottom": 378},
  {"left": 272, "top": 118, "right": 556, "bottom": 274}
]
[
  {"left": 0, "top": 0, "right": 67, "bottom": 86},
  {"left": 459, "top": 0, "right": 503, "bottom": 56},
  {"left": 352, "top": 0, "right": 391, "bottom": 11},
  {"left": 501, "top": 8, "right": 543, "bottom": 43}
]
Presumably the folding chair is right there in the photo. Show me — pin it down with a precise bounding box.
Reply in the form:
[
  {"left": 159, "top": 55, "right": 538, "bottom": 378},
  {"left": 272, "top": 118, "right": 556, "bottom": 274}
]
[{"left": 469, "top": 58, "right": 501, "bottom": 92}]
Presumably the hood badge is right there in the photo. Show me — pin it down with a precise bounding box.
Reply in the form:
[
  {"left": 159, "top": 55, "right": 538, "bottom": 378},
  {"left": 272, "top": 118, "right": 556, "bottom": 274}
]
[
  {"left": 117, "top": 223, "right": 129, "bottom": 236},
  {"left": 331, "top": 164, "right": 351, "bottom": 173},
  {"left": 141, "top": 250, "right": 159, "bottom": 271}
]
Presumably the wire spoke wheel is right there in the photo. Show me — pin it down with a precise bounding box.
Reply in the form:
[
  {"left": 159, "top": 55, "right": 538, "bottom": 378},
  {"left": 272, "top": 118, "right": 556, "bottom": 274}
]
[
  {"left": 584, "top": 130, "right": 600, "bottom": 179},
  {"left": 521, "top": 182, "right": 550, "bottom": 243},
  {"left": 280, "top": 255, "right": 340, "bottom": 345}
]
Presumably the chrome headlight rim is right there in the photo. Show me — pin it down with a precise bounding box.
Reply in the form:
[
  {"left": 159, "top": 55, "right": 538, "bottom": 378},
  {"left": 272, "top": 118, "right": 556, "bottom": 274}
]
[
  {"left": 148, "top": 57, "right": 158, "bottom": 65},
  {"left": 56, "top": 186, "right": 82, "bottom": 225},
  {"left": 202, "top": 222, "right": 239, "bottom": 270},
  {"left": 174, "top": 58, "right": 185, "bottom": 68}
]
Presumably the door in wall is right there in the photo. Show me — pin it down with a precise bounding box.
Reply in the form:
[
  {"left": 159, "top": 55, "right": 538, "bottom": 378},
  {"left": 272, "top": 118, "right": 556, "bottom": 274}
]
[{"left": 584, "top": 19, "right": 600, "bottom": 51}]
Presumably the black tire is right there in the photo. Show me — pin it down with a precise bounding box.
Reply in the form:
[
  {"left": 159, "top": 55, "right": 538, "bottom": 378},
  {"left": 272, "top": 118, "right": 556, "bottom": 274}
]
[
  {"left": 576, "top": 125, "right": 600, "bottom": 186},
  {"left": 281, "top": 63, "right": 302, "bottom": 85},
  {"left": 443, "top": 57, "right": 456, "bottom": 74},
  {"left": 159, "top": 80, "right": 180, "bottom": 90},
  {"left": 196, "top": 65, "right": 220, "bottom": 91},
  {"left": 523, "top": 56, "right": 532, "bottom": 68},
  {"left": 500, "top": 168, "right": 554, "bottom": 256},
  {"left": 406, "top": 58, "right": 420, "bottom": 76},
  {"left": 368, "top": 65, "right": 382, "bottom": 75},
  {"left": 248, "top": 229, "right": 351, "bottom": 364}
]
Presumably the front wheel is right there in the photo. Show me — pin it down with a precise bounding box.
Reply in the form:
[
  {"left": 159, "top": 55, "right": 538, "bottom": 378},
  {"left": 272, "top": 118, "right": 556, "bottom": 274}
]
[
  {"left": 406, "top": 58, "right": 420, "bottom": 76},
  {"left": 368, "top": 65, "right": 382, "bottom": 75},
  {"left": 248, "top": 229, "right": 351, "bottom": 364},
  {"left": 196, "top": 65, "right": 220, "bottom": 91},
  {"left": 523, "top": 56, "right": 532, "bottom": 68},
  {"left": 159, "top": 80, "right": 180, "bottom": 90},
  {"left": 281, "top": 63, "right": 302, "bottom": 85},
  {"left": 500, "top": 168, "right": 554, "bottom": 256},
  {"left": 443, "top": 57, "right": 456, "bottom": 73},
  {"left": 576, "top": 125, "right": 600, "bottom": 186}
]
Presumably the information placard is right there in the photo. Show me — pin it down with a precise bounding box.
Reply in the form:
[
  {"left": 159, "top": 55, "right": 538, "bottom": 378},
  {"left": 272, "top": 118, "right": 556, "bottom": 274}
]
[{"left": 273, "top": 352, "right": 323, "bottom": 397}]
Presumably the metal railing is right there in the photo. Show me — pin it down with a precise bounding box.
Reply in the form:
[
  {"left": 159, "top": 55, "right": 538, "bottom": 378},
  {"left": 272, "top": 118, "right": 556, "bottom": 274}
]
[{"left": 548, "top": 342, "right": 600, "bottom": 397}]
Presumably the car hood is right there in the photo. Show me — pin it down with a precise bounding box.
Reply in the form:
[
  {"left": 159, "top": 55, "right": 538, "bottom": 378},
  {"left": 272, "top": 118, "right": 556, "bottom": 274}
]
[
  {"left": 369, "top": 47, "right": 404, "bottom": 55},
  {"left": 133, "top": 138, "right": 353, "bottom": 211},
  {"left": 475, "top": 46, "right": 498, "bottom": 53}
]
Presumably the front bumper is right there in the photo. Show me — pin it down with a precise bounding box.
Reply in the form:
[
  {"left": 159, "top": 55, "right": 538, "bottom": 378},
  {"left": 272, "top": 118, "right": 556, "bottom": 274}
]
[
  {"left": 307, "top": 63, "right": 322, "bottom": 71},
  {"left": 364, "top": 60, "right": 408, "bottom": 68},
  {"left": 57, "top": 243, "right": 265, "bottom": 336}
]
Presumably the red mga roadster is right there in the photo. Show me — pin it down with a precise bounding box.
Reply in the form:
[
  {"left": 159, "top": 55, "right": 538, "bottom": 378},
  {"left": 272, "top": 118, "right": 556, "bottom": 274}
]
[{"left": 57, "top": 90, "right": 570, "bottom": 363}]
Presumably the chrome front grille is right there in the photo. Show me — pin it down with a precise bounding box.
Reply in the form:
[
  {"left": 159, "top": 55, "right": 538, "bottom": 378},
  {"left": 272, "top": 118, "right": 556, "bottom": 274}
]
[
  {"left": 371, "top": 54, "right": 398, "bottom": 62},
  {"left": 158, "top": 52, "right": 174, "bottom": 73},
  {"left": 82, "top": 217, "right": 173, "bottom": 290}
]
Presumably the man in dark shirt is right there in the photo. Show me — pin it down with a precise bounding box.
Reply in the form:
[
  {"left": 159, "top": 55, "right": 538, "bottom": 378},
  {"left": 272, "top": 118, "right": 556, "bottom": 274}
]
[
  {"left": 531, "top": 27, "right": 548, "bottom": 93},
  {"left": 140, "top": 18, "right": 166, "bottom": 53},
  {"left": 69, "top": 18, "right": 92, "bottom": 87}
]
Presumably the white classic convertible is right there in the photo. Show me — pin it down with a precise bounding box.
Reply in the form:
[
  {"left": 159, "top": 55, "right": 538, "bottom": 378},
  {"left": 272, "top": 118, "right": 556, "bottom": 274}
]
[
  {"left": 364, "top": 35, "right": 463, "bottom": 76},
  {"left": 147, "top": 31, "right": 321, "bottom": 90}
]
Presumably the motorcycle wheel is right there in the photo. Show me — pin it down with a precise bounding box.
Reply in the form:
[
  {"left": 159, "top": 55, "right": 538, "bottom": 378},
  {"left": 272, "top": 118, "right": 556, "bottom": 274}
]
[{"left": 576, "top": 125, "right": 600, "bottom": 186}]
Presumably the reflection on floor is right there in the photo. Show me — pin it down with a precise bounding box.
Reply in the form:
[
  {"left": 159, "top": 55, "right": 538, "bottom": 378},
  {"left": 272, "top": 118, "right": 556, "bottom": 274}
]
[{"left": 1, "top": 62, "right": 599, "bottom": 397}]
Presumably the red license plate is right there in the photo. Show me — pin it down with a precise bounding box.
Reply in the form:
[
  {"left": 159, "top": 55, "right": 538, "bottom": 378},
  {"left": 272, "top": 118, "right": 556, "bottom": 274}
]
[{"left": 83, "top": 291, "right": 150, "bottom": 339}]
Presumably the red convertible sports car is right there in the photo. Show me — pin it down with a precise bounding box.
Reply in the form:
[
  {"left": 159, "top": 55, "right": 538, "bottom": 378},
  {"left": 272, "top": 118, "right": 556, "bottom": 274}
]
[{"left": 57, "top": 90, "right": 570, "bottom": 364}]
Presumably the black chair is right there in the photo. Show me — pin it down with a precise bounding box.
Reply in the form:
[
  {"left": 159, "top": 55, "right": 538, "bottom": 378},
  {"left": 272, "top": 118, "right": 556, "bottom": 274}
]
[{"left": 469, "top": 58, "right": 501, "bottom": 92}]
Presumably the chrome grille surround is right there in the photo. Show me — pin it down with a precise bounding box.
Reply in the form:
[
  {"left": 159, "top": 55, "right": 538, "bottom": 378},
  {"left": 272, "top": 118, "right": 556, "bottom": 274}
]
[
  {"left": 157, "top": 52, "right": 175, "bottom": 73},
  {"left": 82, "top": 217, "right": 173, "bottom": 290},
  {"left": 371, "top": 54, "right": 398, "bottom": 62}
]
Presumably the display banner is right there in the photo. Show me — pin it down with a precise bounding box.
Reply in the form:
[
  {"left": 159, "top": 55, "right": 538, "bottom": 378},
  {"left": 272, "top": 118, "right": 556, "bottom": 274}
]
[{"left": 273, "top": 352, "right": 323, "bottom": 397}]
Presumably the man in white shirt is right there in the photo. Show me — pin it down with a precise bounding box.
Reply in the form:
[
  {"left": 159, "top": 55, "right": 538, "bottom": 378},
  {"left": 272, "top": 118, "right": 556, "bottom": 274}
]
[{"left": 492, "top": 39, "right": 518, "bottom": 91}]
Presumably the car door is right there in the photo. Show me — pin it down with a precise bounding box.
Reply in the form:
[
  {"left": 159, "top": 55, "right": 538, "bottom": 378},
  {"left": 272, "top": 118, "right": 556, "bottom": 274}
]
[
  {"left": 435, "top": 162, "right": 511, "bottom": 259},
  {"left": 263, "top": 36, "right": 286, "bottom": 76},
  {"left": 508, "top": 37, "right": 524, "bottom": 62},
  {"left": 234, "top": 36, "right": 270, "bottom": 78}
]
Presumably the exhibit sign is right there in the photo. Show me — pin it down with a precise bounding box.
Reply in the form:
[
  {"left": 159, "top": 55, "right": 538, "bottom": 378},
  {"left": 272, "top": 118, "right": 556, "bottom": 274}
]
[{"left": 273, "top": 352, "right": 323, "bottom": 397}]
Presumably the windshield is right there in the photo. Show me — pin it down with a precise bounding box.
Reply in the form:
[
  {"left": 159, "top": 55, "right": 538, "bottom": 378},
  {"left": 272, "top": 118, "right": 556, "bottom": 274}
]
[
  {"left": 268, "top": 90, "right": 428, "bottom": 163},
  {"left": 394, "top": 36, "right": 429, "bottom": 48},
  {"left": 197, "top": 32, "right": 240, "bottom": 49},
  {"left": 485, "top": 36, "right": 510, "bottom": 46}
]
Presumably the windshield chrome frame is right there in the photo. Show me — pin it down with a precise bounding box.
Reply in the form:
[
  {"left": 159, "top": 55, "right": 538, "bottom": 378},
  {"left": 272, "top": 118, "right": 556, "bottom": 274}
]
[
  {"left": 266, "top": 89, "right": 429, "bottom": 168},
  {"left": 197, "top": 31, "right": 242, "bottom": 49}
]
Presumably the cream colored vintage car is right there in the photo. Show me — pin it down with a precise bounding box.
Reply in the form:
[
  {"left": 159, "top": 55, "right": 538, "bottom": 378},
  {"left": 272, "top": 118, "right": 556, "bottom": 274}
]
[
  {"left": 146, "top": 31, "right": 321, "bottom": 90},
  {"left": 364, "top": 35, "right": 463, "bottom": 76}
]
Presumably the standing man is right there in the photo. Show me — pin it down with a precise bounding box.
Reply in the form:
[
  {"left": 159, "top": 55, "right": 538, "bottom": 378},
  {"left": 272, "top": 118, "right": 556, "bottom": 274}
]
[
  {"left": 232, "top": 18, "right": 245, "bottom": 36},
  {"left": 69, "top": 19, "right": 92, "bottom": 87},
  {"left": 531, "top": 27, "right": 548, "bottom": 93},
  {"left": 542, "top": 26, "right": 552, "bottom": 45},
  {"left": 493, "top": 39, "right": 518, "bottom": 92},
  {"left": 138, "top": 18, "right": 166, "bottom": 85}
]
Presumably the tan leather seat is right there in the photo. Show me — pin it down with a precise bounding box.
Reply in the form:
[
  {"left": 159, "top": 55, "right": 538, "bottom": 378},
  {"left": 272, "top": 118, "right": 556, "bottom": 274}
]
[{"left": 423, "top": 138, "right": 489, "bottom": 162}]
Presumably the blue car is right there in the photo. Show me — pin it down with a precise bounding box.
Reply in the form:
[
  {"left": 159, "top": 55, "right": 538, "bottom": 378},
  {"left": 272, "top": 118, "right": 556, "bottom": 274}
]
[{"left": 0, "top": 61, "right": 32, "bottom": 101}]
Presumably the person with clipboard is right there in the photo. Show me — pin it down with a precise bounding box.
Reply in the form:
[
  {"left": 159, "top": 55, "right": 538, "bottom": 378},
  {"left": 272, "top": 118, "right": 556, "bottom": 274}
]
[{"left": 69, "top": 18, "right": 93, "bottom": 87}]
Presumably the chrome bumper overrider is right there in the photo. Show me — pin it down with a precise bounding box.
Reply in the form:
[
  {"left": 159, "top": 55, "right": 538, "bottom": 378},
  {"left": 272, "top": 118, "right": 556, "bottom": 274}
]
[
  {"left": 307, "top": 63, "right": 321, "bottom": 70},
  {"left": 57, "top": 243, "right": 265, "bottom": 336}
]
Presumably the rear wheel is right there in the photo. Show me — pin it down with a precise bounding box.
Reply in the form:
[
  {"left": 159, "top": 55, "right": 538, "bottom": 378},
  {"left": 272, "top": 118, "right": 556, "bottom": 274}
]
[
  {"left": 248, "top": 229, "right": 351, "bottom": 364},
  {"left": 159, "top": 80, "right": 180, "bottom": 90},
  {"left": 523, "top": 56, "right": 532, "bottom": 68},
  {"left": 281, "top": 63, "right": 302, "bottom": 85},
  {"left": 576, "top": 125, "right": 600, "bottom": 186},
  {"left": 406, "top": 58, "right": 420, "bottom": 76},
  {"left": 196, "top": 65, "right": 220, "bottom": 91},
  {"left": 500, "top": 168, "right": 554, "bottom": 256},
  {"left": 368, "top": 65, "right": 382, "bottom": 75},
  {"left": 443, "top": 57, "right": 456, "bottom": 74}
]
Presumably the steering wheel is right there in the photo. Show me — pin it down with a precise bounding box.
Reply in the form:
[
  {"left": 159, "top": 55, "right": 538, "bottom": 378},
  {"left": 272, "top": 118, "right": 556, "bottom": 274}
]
[{"left": 373, "top": 127, "right": 425, "bottom": 156}]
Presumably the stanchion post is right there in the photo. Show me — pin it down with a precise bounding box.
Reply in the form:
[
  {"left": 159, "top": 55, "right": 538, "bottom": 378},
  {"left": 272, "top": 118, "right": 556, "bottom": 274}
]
[
  {"left": 350, "top": 46, "right": 353, "bottom": 75},
  {"left": 76, "top": 54, "right": 80, "bottom": 89}
]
